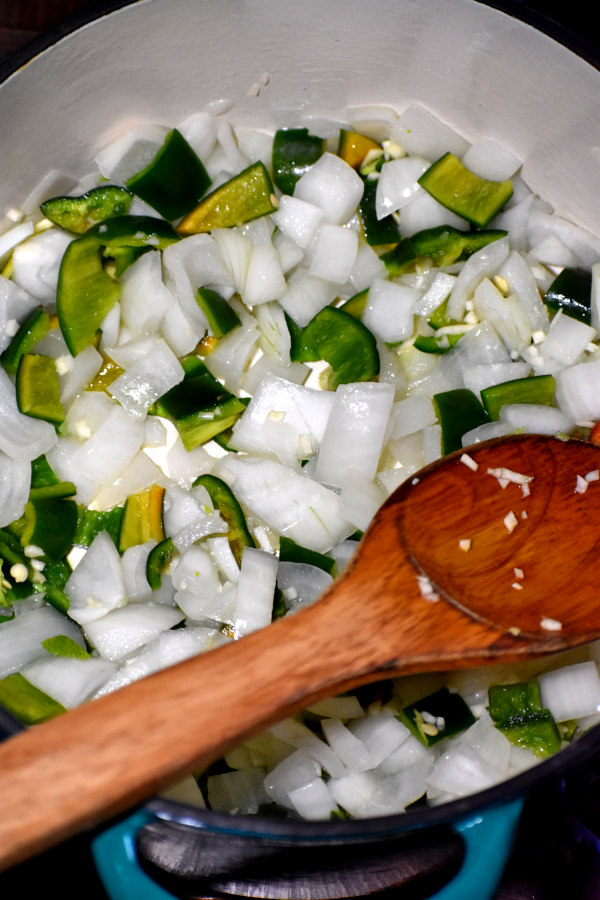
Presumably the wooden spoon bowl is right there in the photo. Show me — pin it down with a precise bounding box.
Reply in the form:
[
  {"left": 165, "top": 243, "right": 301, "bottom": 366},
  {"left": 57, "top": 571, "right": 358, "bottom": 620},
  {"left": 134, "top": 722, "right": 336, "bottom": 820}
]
[{"left": 1, "top": 433, "right": 600, "bottom": 870}]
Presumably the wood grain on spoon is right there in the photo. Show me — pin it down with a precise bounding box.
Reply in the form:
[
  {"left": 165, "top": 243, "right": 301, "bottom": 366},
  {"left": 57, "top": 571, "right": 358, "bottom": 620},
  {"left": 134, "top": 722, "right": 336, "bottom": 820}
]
[{"left": 1, "top": 433, "right": 600, "bottom": 871}]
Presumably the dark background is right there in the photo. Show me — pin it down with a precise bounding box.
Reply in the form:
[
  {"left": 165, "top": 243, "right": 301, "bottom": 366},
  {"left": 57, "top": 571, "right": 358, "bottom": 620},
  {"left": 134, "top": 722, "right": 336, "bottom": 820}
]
[{"left": 0, "top": 2, "right": 598, "bottom": 899}]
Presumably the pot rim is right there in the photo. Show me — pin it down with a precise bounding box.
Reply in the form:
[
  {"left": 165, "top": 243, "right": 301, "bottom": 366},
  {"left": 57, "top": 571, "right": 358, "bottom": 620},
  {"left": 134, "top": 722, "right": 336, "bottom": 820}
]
[{"left": 2, "top": 0, "right": 600, "bottom": 843}]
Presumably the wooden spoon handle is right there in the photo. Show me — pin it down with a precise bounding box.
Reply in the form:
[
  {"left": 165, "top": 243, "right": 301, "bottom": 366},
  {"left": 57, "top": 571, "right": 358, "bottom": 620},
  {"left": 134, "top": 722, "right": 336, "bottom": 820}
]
[{"left": 0, "top": 544, "right": 503, "bottom": 871}]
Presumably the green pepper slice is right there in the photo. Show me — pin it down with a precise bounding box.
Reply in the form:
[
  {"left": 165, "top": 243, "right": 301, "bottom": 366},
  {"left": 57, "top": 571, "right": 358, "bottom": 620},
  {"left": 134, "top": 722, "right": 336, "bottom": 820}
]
[
  {"left": 358, "top": 178, "right": 401, "bottom": 246},
  {"left": 196, "top": 288, "right": 242, "bottom": 338},
  {"left": 192, "top": 473, "right": 255, "bottom": 566},
  {"left": 400, "top": 687, "right": 476, "bottom": 748},
  {"left": 293, "top": 306, "right": 380, "bottom": 388},
  {"left": 413, "top": 330, "right": 466, "bottom": 354},
  {"left": 1, "top": 306, "right": 51, "bottom": 376},
  {"left": 272, "top": 128, "right": 325, "bottom": 194},
  {"left": 20, "top": 496, "right": 78, "bottom": 561},
  {"left": 177, "top": 161, "right": 278, "bottom": 235},
  {"left": 488, "top": 680, "right": 561, "bottom": 758},
  {"left": 57, "top": 215, "right": 179, "bottom": 356},
  {"left": 126, "top": 129, "right": 211, "bottom": 221},
  {"left": 418, "top": 152, "right": 513, "bottom": 228},
  {"left": 433, "top": 388, "right": 490, "bottom": 454},
  {"left": 381, "top": 225, "right": 507, "bottom": 277},
  {"left": 118, "top": 484, "right": 165, "bottom": 553},
  {"left": 73, "top": 506, "right": 124, "bottom": 549},
  {"left": 279, "top": 536, "right": 337, "bottom": 577},
  {"left": 544, "top": 267, "right": 592, "bottom": 324},
  {"left": 40, "top": 185, "right": 133, "bottom": 234},
  {"left": 146, "top": 537, "right": 175, "bottom": 590},
  {"left": 0, "top": 673, "right": 66, "bottom": 725},
  {"left": 16, "top": 354, "right": 65, "bottom": 425},
  {"left": 151, "top": 357, "right": 246, "bottom": 451},
  {"left": 481, "top": 374, "right": 556, "bottom": 421}
]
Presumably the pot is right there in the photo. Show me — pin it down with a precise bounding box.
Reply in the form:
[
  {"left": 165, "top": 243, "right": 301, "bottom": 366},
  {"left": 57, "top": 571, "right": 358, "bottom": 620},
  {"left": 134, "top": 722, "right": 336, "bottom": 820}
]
[{"left": 1, "top": 1, "right": 600, "bottom": 898}]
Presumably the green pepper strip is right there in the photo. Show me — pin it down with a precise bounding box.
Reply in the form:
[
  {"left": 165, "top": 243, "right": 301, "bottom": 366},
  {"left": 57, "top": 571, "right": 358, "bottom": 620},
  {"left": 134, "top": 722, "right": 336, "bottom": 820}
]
[
  {"left": 146, "top": 537, "right": 175, "bottom": 590},
  {"left": 56, "top": 215, "right": 179, "bottom": 356},
  {"left": 0, "top": 673, "right": 66, "bottom": 725},
  {"left": 544, "top": 267, "right": 592, "bottom": 325},
  {"left": 272, "top": 128, "right": 325, "bottom": 195},
  {"left": 40, "top": 185, "right": 133, "bottom": 234},
  {"left": 399, "top": 687, "right": 475, "bottom": 748},
  {"left": 16, "top": 353, "right": 65, "bottom": 426},
  {"left": 381, "top": 225, "right": 507, "bottom": 278},
  {"left": 418, "top": 152, "right": 513, "bottom": 228},
  {"left": 126, "top": 129, "right": 212, "bottom": 221},
  {"left": 1, "top": 306, "right": 51, "bottom": 376},
  {"left": 279, "top": 536, "right": 337, "bottom": 576},
  {"left": 293, "top": 306, "right": 380, "bottom": 388},
  {"left": 488, "top": 680, "right": 561, "bottom": 758},
  {"left": 196, "top": 288, "right": 241, "bottom": 338},
  {"left": 433, "top": 389, "right": 490, "bottom": 454},
  {"left": 193, "top": 474, "right": 255, "bottom": 566},
  {"left": 481, "top": 374, "right": 556, "bottom": 421},
  {"left": 151, "top": 357, "right": 247, "bottom": 451}
]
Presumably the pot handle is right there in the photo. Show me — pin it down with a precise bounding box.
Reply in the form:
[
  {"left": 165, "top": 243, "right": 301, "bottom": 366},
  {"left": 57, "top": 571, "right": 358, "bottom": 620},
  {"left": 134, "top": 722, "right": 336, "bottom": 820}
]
[{"left": 91, "top": 797, "right": 524, "bottom": 900}]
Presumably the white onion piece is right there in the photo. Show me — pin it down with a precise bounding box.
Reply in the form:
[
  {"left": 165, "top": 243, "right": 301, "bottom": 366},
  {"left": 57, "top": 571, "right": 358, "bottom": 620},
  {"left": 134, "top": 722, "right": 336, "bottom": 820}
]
[
  {"left": 556, "top": 358, "right": 600, "bottom": 423},
  {"left": 0, "top": 367, "right": 58, "bottom": 461},
  {"left": 212, "top": 228, "right": 253, "bottom": 296},
  {"left": 389, "top": 395, "right": 437, "bottom": 439},
  {"left": 398, "top": 190, "right": 465, "bottom": 237},
  {"left": 120, "top": 250, "right": 174, "bottom": 338},
  {"left": 0, "top": 605, "right": 84, "bottom": 678},
  {"left": 539, "top": 661, "right": 600, "bottom": 722},
  {"left": 177, "top": 110, "right": 219, "bottom": 161},
  {"left": 462, "top": 361, "right": 531, "bottom": 396},
  {"left": 316, "top": 381, "right": 394, "bottom": 488},
  {"left": 203, "top": 319, "right": 259, "bottom": 393},
  {"left": 446, "top": 236, "right": 510, "bottom": 321},
  {"left": 162, "top": 234, "right": 230, "bottom": 329},
  {"left": 321, "top": 718, "right": 371, "bottom": 772},
  {"left": 346, "top": 241, "right": 387, "bottom": 293},
  {"left": 244, "top": 243, "right": 287, "bottom": 306},
  {"left": 263, "top": 749, "right": 321, "bottom": 810},
  {"left": 461, "top": 139, "right": 521, "bottom": 181},
  {"left": 207, "top": 768, "right": 268, "bottom": 815},
  {"left": 375, "top": 156, "right": 429, "bottom": 219},
  {"left": 59, "top": 344, "right": 103, "bottom": 408},
  {"left": 207, "top": 536, "right": 240, "bottom": 584},
  {"left": 0, "top": 450, "right": 31, "bottom": 528},
  {"left": 270, "top": 718, "right": 347, "bottom": 778},
  {"left": 230, "top": 374, "right": 334, "bottom": 464},
  {"left": 527, "top": 208, "right": 600, "bottom": 268},
  {"left": 84, "top": 602, "right": 185, "bottom": 662},
  {"left": 23, "top": 656, "right": 117, "bottom": 708},
  {"left": 171, "top": 545, "right": 221, "bottom": 596},
  {"left": 277, "top": 266, "right": 338, "bottom": 327},
  {"left": 272, "top": 227, "right": 305, "bottom": 273},
  {"left": 67, "top": 405, "right": 144, "bottom": 488},
  {"left": 309, "top": 224, "right": 358, "bottom": 284},
  {"left": 215, "top": 455, "right": 352, "bottom": 553},
  {"left": 234, "top": 547, "right": 278, "bottom": 635},
  {"left": 339, "top": 468, "right": 386, "bottom": 532},
  {"left": 108, "top": 338, "right": 184, "bottom": 418},
  {"left": 160, "top": 297, "right": 203, "bottom": 357},
  {"left": 121, "top": 541, "right": 158, "bottom": 603},
  {"left": 92, "top": 450, "right": 165, "bottom": 511},
  {"left": 11, "top": 228, "right": 72, "bottom": 306},
  {"left": 462, "top": 420, "right": 513, "bottom": 446},
  {"left": 94, "top": 123, "right": 169, "bottom": 181},
  {"left": 499, "top": 403, "right": 574, "bottom": 436},
  {"left": 288, "top": 778, "right": 336, "bottom": 821},
  {"left": 0, "top": 275, "right": 38, "bottom": 353},
  {"left": 413, "top": 272, "right": 457, "bottom": 318},
  {"left": 277, "top": 561, "right": 333, "bottom": 612},
  {"left": 92, "top": 626, "right": 219, "bottom": 697},
  {"left": 293, "top": 152, "right": 364, "bottom": 225},
  {"left": 326, "top": 771, "right": 376, "bottom": 818},
  {"left": 349, "top": 715, "right": 411, "bottom": 768},
  {"left": 390, "top": 104, "right": 469, "bottom": 160},
  {"left": 538, "top": 311, "right": 596, "bottom": 368},
  {"left": 271, "top": 195, "right": 323, "bottom": 249},
  {"left": 0, "top": 221, "right": 34, "bottom": 264},
  {"left": 498, "top": 251, "right": 549, "bottom": 333},
  {"left": 363, "top": 278, "right": 419, "bottom": 343},
  {"left": 472, "top": 279, "right": 531, "bottom": 355},
  {"left": 65, "top": 531, "right": 126, "bottom": 625}
]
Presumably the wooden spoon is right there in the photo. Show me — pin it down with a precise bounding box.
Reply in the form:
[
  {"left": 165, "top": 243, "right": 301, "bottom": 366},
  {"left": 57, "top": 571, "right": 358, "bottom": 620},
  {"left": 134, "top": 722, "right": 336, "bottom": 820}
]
[{"left": 2, "top": 433, "right": 600, "bottom": 870}]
